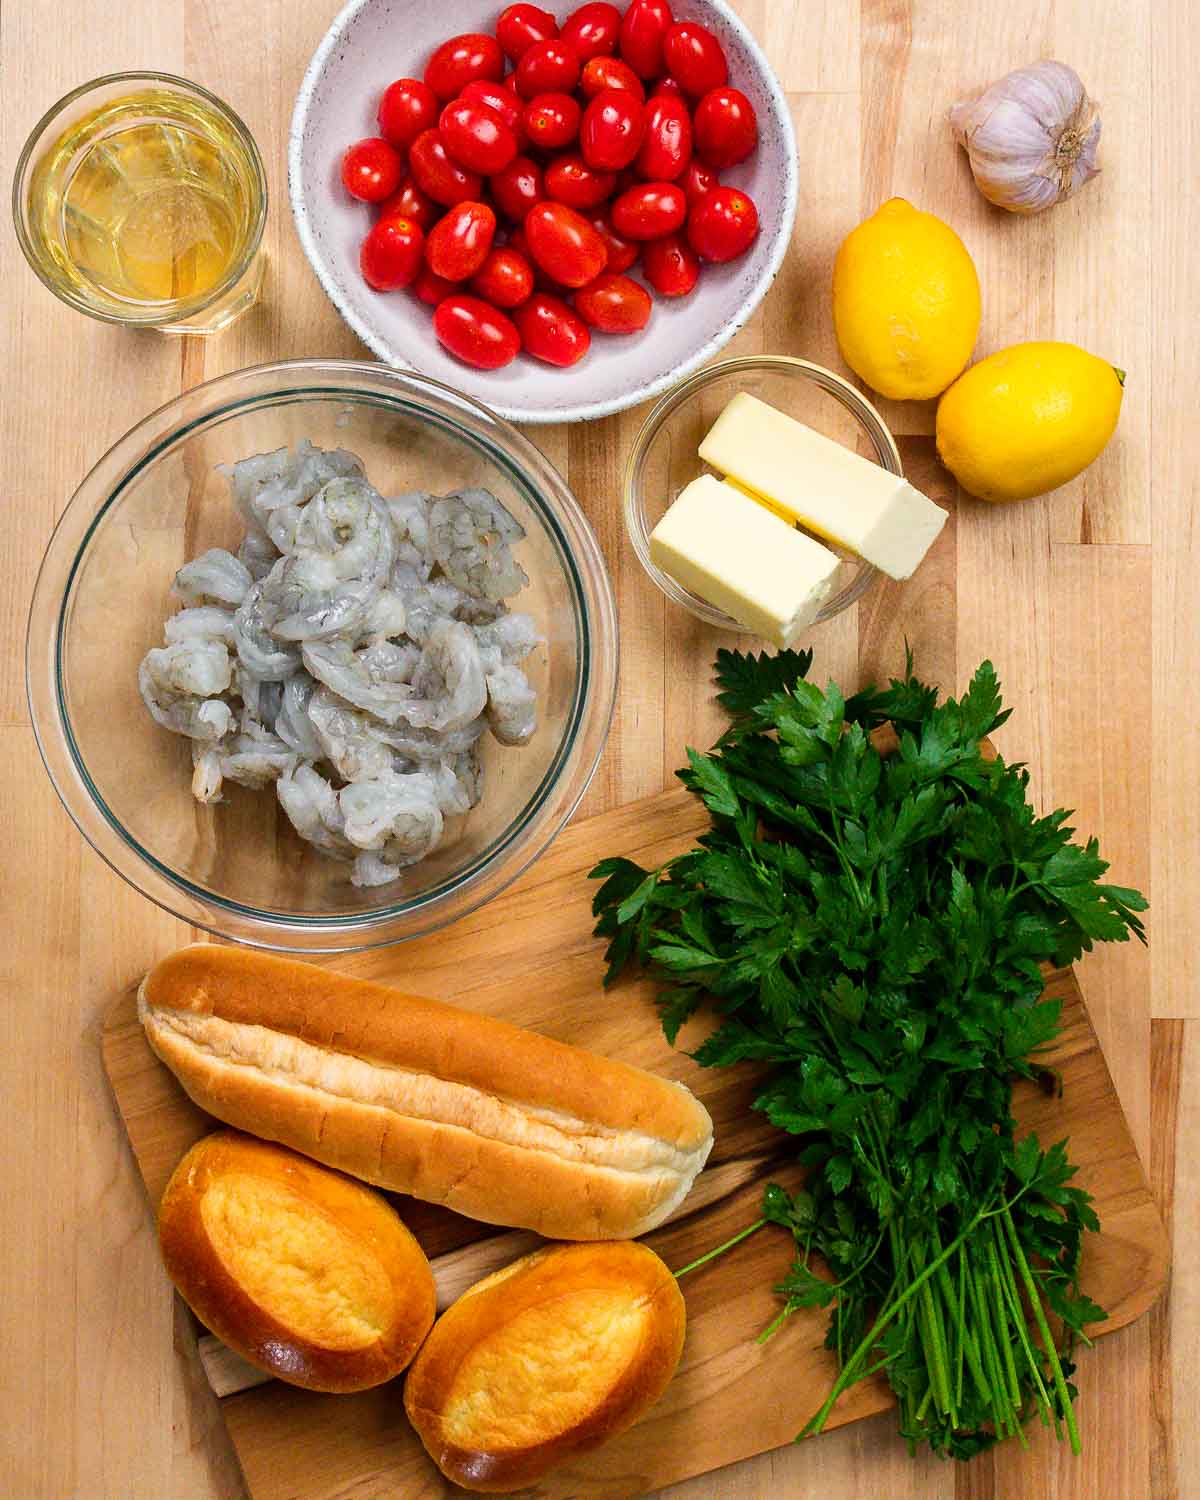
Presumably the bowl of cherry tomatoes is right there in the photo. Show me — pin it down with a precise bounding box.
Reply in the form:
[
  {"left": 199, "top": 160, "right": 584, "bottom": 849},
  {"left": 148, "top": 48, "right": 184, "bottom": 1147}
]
[{"left": 290, "top": 0, "right": 798, "bottom": 423}]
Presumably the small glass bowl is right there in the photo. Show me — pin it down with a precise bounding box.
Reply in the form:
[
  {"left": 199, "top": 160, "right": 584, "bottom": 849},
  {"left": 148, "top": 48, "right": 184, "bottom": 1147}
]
[
  {"left": 624, "top": 356, "right": 902, "bottom": 634},
  {"left": 26, "top": 360, "right": 617, "bottom": 952}
]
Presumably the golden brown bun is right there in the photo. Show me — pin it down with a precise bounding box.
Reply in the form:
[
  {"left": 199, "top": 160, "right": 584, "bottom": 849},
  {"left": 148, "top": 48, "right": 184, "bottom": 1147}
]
[
  {"left": 404, "top": 1241, "right": 686, "bottom": 1492},
  {"left": 157, "top": 1129, "right": 435, "bottom": 1392},
  {"left": 139, "top": 945, "right": 713, "bottom": 1240}
]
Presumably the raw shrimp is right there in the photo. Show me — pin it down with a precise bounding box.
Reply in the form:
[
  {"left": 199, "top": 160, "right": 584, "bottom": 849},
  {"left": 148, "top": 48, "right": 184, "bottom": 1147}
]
[
  {"left": 191, "top": 743, "right": 224, "bottom": 803},
  {"left": 396, "top": 620, "right": 487, "bottom": 733},
  {"left": 236, "top": 671, "right": 284, "bottom": 734},
  {"left": 475, "top": 612, "right": 540, "bottom": 670},
  {"left": 301, "top": 640, "right": 417, "bottom": 725},
  {"left": 164, "top": 606, "right": 237, "bottom": 645},
  {"left": 429, "top": 489, "right": 529, "bottom": 601},
  {"left": 484, "top": 665, "right": 538, "bottom": 746},
  {"left": 451, "top": 747, "right": 485, "bottom": 808},
  {"left": 307, "top": 687, "right": 394, "bottom": 783},
  {"left": 276, "top": 763, "right": 354, "bottom": 860},
  {"left": 232, "top": 580, "right": 302, "bottom": 681},
  {"left": 396, "top": 578, "right": 470, "bottom": 643},
  {"left": 221, "top": 440, "right": 364, "bottom": 536},
  {"left": 362, "top": 589, "right": 408, "bottom": 641},
  {"left": 221, "top": 729, "right": 297, "bottom": 790},
  {"left": 139, "top": 640, "right": 234, "bottom": 741},
  {"left": 386, "top": 491, "right": 435, "bottom": 581},
  {"left": 274, "top": 675, "right": 325, "bottom": 761},
  {"left": 173, "top": 549, "right": 253, "bottom": 608},
  {"left": 426, "top": 759, "right": 472, "bottom": 816},
  {"left": 237, "top": 527, "right": 279, "bottom": 582},
  {"left": 375, "top": 717, "right": 486, "bottom": 763},
  {"left": 339, "top": 768, "right": 444, "bottom": 857}
]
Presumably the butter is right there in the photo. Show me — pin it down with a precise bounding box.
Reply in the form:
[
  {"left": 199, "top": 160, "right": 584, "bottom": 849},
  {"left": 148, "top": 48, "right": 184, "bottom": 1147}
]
[
  {"left": 698, "top": 392, "right": 948, "bottom": 580},
  {"left": 649, "top": 475, "right": 841, "bottom": 647}
]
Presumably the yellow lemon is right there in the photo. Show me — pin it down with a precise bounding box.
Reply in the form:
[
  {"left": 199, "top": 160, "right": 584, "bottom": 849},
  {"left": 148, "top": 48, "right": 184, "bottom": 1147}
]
[
  {"left": 832, "top": 198, "right": 981, "bottom": 401},
  {"left": 935, "top": 342, "right": 1124, "bottom": 502}
]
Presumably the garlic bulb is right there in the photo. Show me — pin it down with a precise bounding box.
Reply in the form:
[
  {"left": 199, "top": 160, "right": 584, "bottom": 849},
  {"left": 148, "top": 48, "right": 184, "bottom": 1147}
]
[{"left": 949, "top": 61, "right": 1100, "bottom": 214}]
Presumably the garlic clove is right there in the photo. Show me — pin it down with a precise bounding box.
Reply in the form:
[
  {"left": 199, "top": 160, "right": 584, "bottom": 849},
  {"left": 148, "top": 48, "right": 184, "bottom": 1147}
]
[{"left": 950, "top": 61, "right": 1101, "bottom": 215}]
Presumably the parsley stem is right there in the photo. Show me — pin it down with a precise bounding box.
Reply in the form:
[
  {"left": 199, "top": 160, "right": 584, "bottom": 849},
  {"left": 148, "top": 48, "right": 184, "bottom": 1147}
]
[
  {"left": 990, "top": 1217, "right": 1052, "bottom": 1420},
  {"left": 673, "top": 1217, "right": 766, "bottom": 1279},
  {"left": 1000, "top": 1203, "right": 1081, "bottom": 1456}
]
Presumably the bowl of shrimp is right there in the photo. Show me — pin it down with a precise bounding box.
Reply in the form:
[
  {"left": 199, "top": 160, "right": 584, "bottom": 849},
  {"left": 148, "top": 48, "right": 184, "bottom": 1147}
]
[{"left": 26, "top": 358, "right": 617, "bottom": 951}]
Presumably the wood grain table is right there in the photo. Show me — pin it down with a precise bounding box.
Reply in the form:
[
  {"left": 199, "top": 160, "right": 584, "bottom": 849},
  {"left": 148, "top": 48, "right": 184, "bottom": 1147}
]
[{"left": 1, "top": 2, "right": 1195, "bottom": 1497}]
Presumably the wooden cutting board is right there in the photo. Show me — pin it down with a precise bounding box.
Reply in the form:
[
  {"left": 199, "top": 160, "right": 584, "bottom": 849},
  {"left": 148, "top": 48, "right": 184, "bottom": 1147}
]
[{"left": 102, "top": 786, "right": 1170, "bottom": 1500}]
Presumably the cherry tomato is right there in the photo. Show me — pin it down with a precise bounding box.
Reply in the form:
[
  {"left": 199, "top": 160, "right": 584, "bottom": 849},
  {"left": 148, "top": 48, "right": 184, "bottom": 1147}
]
[
  {"left": 514, "top": 38, "right": 581, "bottom": 99},
  {"left": 590, "top": 210, "right": 639, "bottom": 272},
  {"left": 574, "top": 272, "right": 651, "bottom": 332},
  {"left": 434, "top": 293, "right": 521, "bottom": 368},
  {"left": 506, "top": 225, "right": 533, "bottom": 259},
  {"left": 580, "top": 56, "right": 645, "bottom": 101},
  {"left": 680, "top": 157, "right": 719, "bottom": 205},
  {"left": 470, "top": 246, "right": 535, "bottom": 308},
  {"left": 495, "top": 3, "right": 558, "bottom": 63},
  {"left": 524, "top": 201, "right": 608, "bottom": 287},
  {"left": 651, "top": 75, "right": 684, "bottom": 98},
  {"left": 439, "top": 98, "right": 518, "bottom": 174},
  {"left": 611, "top": 180, "right": 687, "bottom": 239},
  {"left": 514, "top": 292, "right": 591, "bottom": 365},
  {"left": 341, "top": 137, "right": 403, "bottom": 203},
  {"left": 408, "top": 130, "right": 484, "bottom": 206},
  {"left": 686, "top": 184, "right": 758, "bottom": 261},
  {"left": 613, "top": 165, "right": 640, "bottom": 195},
  {"left": 412, "top": 265, "right": 457, "bottom": 304},
  {"left": 618, "top": 0, "right": 673, "bottom": 79},
  {"left": 559, "top": 2, "right": 621, "bottom": 62},
  {"left": 360, "top": 215, "right": 424, "bottom": 289},
  {"left": 580, "top": 89, "right": 646, "bottom": 171},
  {"left": 377, "top": 176, "right": 439, "bottom": 230},
  {"left": 662, "top": 22, "right": 728, "bottom": 96},
  {"left": 693, "top": 86, "right": 758, "bottom": 167},
  {"left": 634, "top": 94, "right": 692, "bottom": 180},
  {"left": 458, "top": 80, "right": 526, "bottom": 146},
  {"left": 489, "top": 155, "right": 545, "bottom": 221},
  {"left": 522, "top": 92, "right": 582, "bottom": 150},
  {"left": 424, "top": 33, "right": 504, "bottom": 101},
  {"left": 544, "top": 153, "right": 617, "bottom": 211},
  {"left": 640, "top": 231, "right": 699, "bottom": 295},
  {"left": 424, "top": 200, "right": 497, "bottom": 281},
  {"left": 377, "top": 79, "right": 439, "bottom": 150}
]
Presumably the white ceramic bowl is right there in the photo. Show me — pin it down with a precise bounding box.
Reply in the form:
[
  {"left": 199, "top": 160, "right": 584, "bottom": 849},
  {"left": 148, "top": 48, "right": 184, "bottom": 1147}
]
[{"left": 290, "top": 0, "right": 798, "bottom": 424}]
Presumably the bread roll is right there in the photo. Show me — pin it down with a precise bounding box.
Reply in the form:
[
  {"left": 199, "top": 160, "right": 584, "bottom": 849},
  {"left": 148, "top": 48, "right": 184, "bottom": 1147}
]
[
  {"left": 404, "top": 1240, "right": 686, "bottom": 1492},
  {"left": 157, "top": 1129, "right": 435, "bottom": 1392},
  {"left": 139, "top": 944, "right": 713, "bottom": 1240}
]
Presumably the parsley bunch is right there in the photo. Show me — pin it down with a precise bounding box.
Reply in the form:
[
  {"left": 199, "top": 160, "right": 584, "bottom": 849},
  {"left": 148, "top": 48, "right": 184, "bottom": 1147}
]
[{"left": 591, "top": 651, "right": 1147, "bottom": 1459}]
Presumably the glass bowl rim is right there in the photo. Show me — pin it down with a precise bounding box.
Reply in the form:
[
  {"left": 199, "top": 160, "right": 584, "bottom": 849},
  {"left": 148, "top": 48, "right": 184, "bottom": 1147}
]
[
  {"left": 11, "top": 69, "right": 268, "bottom": 328},
  {"left": 623, "top": 354, "right": 902, "bottom": 631},
  {"left": 26, "top": 358, "right": 618, "bottom": 951}
]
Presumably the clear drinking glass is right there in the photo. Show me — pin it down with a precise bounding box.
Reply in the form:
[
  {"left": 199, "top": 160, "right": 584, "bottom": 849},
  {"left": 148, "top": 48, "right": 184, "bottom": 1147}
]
[{"left": 13, "top": 71, "right": 267, "bottom": 334}]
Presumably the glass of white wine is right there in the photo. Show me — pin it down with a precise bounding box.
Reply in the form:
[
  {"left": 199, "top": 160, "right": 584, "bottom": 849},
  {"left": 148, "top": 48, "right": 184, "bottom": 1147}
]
[{"left": 13, "top": 72, "right": 267, "bottom": 334}]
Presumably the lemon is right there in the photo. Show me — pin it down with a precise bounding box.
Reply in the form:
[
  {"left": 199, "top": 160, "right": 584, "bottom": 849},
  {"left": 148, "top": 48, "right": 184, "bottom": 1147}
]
[
  {"left": 832, "top": 198, "right": 982, "bottom": 401},
  {"left": 935, "top": 342, "right": 1124, "bottom": 502}
]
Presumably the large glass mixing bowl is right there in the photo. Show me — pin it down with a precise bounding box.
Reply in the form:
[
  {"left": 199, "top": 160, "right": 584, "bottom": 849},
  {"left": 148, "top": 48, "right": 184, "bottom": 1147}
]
[{"left": 27, "top": 360, "right": 617, "bottom": 951}]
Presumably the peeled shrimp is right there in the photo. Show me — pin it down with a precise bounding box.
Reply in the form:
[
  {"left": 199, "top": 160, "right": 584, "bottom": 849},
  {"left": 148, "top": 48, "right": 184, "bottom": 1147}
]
[
  {"left": 276, "top": 763, "right": 354, "bottom": 860},
  {"left": 164, "top": 606, "right": 237, "bottom": 646},
  {"left": 139, "top": 640, "right": 234, "bottom": 741},
  {"left": 394, "top": 620, "right": 487, "bottom": 733},
  {"left": 429, "top": 489, "right": 529, "bottom": 601},
  {"left": 475, "top": 612, "right": 540, "bottom": 670},
  {"left": 306, "top": 687, "right": 394, "bottom": 783},
  {"left": 191, "top": 743, "right": 224, "bottom": 803},
  {"left": 300, "top": 639, "right": 416, "bottom": 725},
  {"left": 232, "top": 579, "right": 301, "bottom": 681},
  {"left": 339, "top": 768, "right": 444, "bottom": 854},
  {"left": 173, "top": 549, "right": 253, "bottom": 608},
  {"left": 484, "top": 664, "right": 537, "bottom": 746}
]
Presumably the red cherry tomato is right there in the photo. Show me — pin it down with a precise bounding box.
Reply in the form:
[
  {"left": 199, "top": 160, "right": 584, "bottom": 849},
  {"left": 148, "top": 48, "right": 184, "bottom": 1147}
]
[
  {"left": 692, "top": 86, "right": 758, "bottom": 167},
  {"left": 434, "top": 294, "right": 521, "bottom": 368},
  {"left": 680, "top": 157, "right": 719, "bottom": 205},
  {"left": 495, "top": 3, "right": 558, "bottom": 63},
  {"left": 459, "top": 80, "right": 526, "bottom": 146},
  {"left": 559, "top": 2, "right": 621, "bottom": 62},
  {"left": 641, "top": 230, "right": 699, "bottom": 295},
  {"left": 686, "top": 185, "right": 758, "bottom": 261},
  {"left": 514, "top": 38, "right": 581, "bottom": 99},
  {"left": 377, "top": 79, "right": 440, "bottom": 150},
  {"left": 580, "top": 89, "right": 646, "bottom": 171},
  {"left": 489, "top": 155, "right": 545, "bottom": 221},
  {"left": 611, "top": 180, "right": 687, "bottom": 239},
  {"left": 341, "top": 137, "right": 403, "bottom": 203},
  {"left": 377, "top": 176, "right": 439, "bottom": 230},
  {"left": 408, "top": 130, "right": 484, "bottom": 206},
  {"left": 590, "top": 210, "right": 638, "bottom": 272},
  {"left": 470, "top": 246, "right": 535, "bottom": 308},
  {"left": 424, "top": 200, "right": 497, "bottom": 281},
  {"left": 651, "top": 75, "right": 684, "bottom": 97},
  {"left": 634, "top": 94, "right": 692, "bottom": 180},
  {"left": 412, "top": 265, "right": 457, "bottom": 304},
  {"left": 506, "top": 225, "right": 532, "bottom": 258},
  {"left": 580, "top": 55, "right": 645, "bottom": 101},
  {"left": 522, "top": 92, "right": 582, "bottom": 150},
  {"left": 544, "top": 153, "right": 617, "bottom": 211},
  {"left": 662, "top": 22, "right": 728, "bottom": 96},
  {"left": 619, "top": 0, "right": 673, "bottom": 79},
  {"left": 438, "top": 98, "right": 518, "bottom": 174},
  {"left": 424, "top": 33, "right": 505, "bottom": 101},
  {"left": 574, "top": 272, "right": 651, "bottom": 332},
  {"left": 524, "top": 201, "right": 608, "bottom": 287},
  {"left": 514, "top": 292, "right": 591, "bottom": 365},
  {"left": 360, "top": 215, "right": 424, "bottom": 289}
]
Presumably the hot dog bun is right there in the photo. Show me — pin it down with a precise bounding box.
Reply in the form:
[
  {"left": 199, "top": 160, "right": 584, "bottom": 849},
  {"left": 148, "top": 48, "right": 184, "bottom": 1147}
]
[{"left": 138, "top": 945, "right": 713, "bottom": 1240}]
